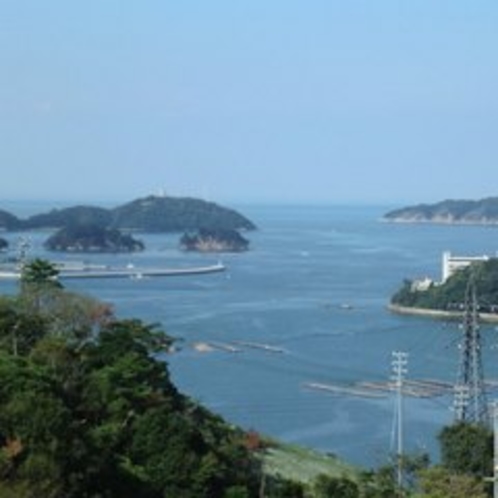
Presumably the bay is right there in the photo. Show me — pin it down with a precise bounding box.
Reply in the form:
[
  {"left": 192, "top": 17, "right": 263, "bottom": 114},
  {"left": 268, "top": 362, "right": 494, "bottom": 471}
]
[{"left": 1, "top": 203, "right": 497, "bottom": 467}]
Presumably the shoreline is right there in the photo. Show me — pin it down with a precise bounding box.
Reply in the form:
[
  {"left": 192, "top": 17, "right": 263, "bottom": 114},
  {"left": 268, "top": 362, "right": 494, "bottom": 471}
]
[
  {"left": 387, "top": 303, "right": 498, "bottom": 324},
  {"left": 381, "top": 218, "right": 498, "bottom": 226}
]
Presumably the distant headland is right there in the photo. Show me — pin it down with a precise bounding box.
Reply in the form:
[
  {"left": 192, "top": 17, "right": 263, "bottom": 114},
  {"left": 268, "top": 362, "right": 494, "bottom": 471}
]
[
  {"left": 383, "top": 196, "right": 498, "bottom": 225},
  {"left": 0, "top": 195, "right": 256, "bottom": 233}
]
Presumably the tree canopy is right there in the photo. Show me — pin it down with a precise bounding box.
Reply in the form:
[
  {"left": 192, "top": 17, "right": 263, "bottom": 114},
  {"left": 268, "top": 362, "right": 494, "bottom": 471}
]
[{"left": 0, "top": 269, "right": 261, "bottom": 497}]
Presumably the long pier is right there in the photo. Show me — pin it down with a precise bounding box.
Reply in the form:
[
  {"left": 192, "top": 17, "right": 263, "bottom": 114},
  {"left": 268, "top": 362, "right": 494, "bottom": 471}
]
[{"left": 0, "top": 262, "right": 226, "bottom": 280}]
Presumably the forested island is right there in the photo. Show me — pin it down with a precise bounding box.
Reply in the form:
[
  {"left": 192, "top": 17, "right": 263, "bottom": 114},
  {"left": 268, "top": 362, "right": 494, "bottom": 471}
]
[
  {"left": 180, "top": 228, "right": 250, "bottom": 253},
  {"left": 384, "top": 197, "right": 498, "bottom": 225},
  {"left": 390, "top": 258, "right": 498, "bottom": 318},
  {"left": 0, "top": 195, "right": 256, "bottom": 233},
  {"left": 44, "top": 225, "right": 145, "bottom": 253}
]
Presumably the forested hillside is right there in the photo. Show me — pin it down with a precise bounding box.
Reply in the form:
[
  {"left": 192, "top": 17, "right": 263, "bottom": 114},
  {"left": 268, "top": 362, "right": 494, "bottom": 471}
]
[
  {"left": 384, "top": 197, "right": 498, "bottom": 225},
  {"left": 0, "top": 262, "right": 262, "bottom": 497}
]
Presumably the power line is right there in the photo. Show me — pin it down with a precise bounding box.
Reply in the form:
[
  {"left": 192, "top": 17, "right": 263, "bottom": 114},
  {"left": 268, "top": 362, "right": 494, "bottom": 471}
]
[{"left": 453, "top": 275, "right": 489, "bottom": 425}]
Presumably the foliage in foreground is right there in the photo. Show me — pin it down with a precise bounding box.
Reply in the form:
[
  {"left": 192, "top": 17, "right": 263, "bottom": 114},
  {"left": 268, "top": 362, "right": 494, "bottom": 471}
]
[
  {"left": 0, "top": 259, "right": 495, "bottom": 497},
  {"left": 0, "top": 264, "right": 261, "bottom": 497}
]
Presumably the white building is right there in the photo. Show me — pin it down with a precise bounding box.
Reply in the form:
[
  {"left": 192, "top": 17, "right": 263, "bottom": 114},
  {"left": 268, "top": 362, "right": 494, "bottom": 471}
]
[
  {"left": 411, "top": 276, "right": 434, "bottom": 292},
  {"left": 442, "top": 251, "right": 490, "bottom": 283}
]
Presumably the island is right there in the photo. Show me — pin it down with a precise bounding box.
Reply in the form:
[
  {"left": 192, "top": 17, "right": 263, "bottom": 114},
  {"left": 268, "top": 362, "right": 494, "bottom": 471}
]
[
  {"left": 0, "top": 237, "right": 8, "bottom": 251},
  {"left": 0, "top": 209, "right": 21, "bottom": 231},
  {"left": 390, "top": 257, "right": 498, "bottom": 320},
  {"left": 383, "top": 196, "right": 498, "bottom": 225},
  {"left": 44, "top": 224, "right": 145, "bottom": 253},
  {"left": 0, "top": 195, "right": 256, "bottom": 233},
  {"left": 110, "top": 195, "right": 256, "bottom": 232},
  {"left": 180, "top": 228, "right": 250, "bottom": 252}
]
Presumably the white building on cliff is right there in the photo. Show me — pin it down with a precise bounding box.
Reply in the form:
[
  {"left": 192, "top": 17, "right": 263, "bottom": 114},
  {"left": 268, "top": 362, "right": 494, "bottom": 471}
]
[{"left": 442, "top": 251, "right": 490, "bottom": 283}]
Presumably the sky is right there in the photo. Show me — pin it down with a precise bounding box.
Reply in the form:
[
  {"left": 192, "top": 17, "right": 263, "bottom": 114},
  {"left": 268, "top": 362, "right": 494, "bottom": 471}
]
[{"left": 1, "top": 1, "right": 497, "bottom": 206}]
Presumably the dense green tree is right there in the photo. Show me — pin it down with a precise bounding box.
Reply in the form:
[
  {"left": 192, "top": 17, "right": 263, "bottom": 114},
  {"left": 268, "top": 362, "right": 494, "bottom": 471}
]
[
  {"left": 313, "top": 473, "right": 359, "bottom": 497},
  {"left": 19, "top": 259, "right": 62, "bottom": 315},
  {"left": 20, "top": 259, "right": 60, "bottom": 287},
  {"left": 0, "top": 306, "right": 262, "bottom": 497},
  {"left": 415, "top": 466, "right": 488, "bottom": 498},
  {"left": 0, "top": 298, "right": 47, "bottom": 356},
  {"left": 359, "top": 466, "right": 398, "bottom": 498},
  {"left": 264, "top": 476, "right": 305, "bottom": 498},
  {"left": 438, "top": 422, "right": 492, "bottom": 478},
  {"left": 0, "top": 353, "right": 69, "bottom": 497}
]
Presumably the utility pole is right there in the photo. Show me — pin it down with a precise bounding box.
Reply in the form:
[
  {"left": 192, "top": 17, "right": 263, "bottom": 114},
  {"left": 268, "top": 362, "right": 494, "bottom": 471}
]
[
  {"left": 493, "top": 402, "right": 498, "bottom": 498},
  {"left": 454, "top": 276, "right": 489, "bottom": 425},
  {"left": 485, "top": 402, "right": 498, "bottom": 498},
  {"left": 392, "top": 351, "right": 408, "bottom": 494}
]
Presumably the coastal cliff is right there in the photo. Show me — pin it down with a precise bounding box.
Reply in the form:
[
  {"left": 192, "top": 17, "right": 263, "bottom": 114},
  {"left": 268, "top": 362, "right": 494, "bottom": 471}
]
[{"left": 180, "top": 228, "right": 249, "bottom": 253}]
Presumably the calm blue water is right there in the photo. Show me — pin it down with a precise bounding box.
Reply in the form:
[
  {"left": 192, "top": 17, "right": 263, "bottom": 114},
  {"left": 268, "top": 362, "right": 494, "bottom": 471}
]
[{"left": 2, "top": 203, "right": 498, "bottom": 467}]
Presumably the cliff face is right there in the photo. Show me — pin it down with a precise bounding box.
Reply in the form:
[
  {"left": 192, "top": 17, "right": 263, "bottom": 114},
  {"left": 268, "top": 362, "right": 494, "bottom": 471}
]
[
  {"left": 180, "top": 228, "right": 249, "bottom": 253},
  {"left": 384, "top": 197, "right": 498, "bottom": 225}
]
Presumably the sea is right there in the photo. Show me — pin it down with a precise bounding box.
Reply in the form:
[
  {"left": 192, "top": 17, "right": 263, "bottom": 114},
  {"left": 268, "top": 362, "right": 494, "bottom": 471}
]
[{"left": 1, "top": 202, "right": 498, "bottom": 468}]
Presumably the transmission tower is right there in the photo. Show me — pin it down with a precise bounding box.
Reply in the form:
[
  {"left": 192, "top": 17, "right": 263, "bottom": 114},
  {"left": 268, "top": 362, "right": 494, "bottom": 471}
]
[{"left": 453, "top": 276, "right": 489, "bottom": 425}]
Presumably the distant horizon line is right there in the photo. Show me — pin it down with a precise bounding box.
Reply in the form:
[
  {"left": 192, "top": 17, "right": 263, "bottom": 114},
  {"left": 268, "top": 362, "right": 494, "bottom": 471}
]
[{"left": 1, "top": 193, "right": 495, "bottom": 211}]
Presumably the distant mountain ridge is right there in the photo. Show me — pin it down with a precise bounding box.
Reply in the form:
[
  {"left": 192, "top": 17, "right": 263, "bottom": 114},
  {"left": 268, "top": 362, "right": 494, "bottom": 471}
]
[
  {"left": 383, "top": 197, "right": 498, "bottom": 225},
  {"left": 0, "top": 195, "right": 256, "bottom": 232}
]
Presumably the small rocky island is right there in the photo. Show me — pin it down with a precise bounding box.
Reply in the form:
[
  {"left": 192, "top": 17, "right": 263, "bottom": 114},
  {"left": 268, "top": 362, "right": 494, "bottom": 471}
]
[
  {"left": 45, "top": 225, "right": 144, "bottom": 253},
  {"left": 383, "top": 196, "right": 498, "bottom": 225},
  {"left": 180, "top": 228, "right": 249, "bottom": 253}
]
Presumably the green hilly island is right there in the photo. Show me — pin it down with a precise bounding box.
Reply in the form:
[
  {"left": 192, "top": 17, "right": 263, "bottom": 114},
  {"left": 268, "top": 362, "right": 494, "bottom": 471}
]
[
  {"left": 384, "top": 197, "right": 498, "bottom": 225},
  {"left": 0, "top": 195, "right": 256, "bottom": 233},
  {"left": 391, "top": 258, "right": 498, "bottom": 317}
]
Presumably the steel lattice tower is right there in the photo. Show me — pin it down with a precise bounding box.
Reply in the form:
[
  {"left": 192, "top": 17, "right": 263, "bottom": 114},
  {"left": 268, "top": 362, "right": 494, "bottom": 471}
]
[{"left": 454, "top": 276, "right": 489, "bottom": 425}]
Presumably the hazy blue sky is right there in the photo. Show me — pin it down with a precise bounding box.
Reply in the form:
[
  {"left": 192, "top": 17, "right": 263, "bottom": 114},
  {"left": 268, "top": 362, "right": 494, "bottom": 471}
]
[{"left": 1, "top": 1, "right": 497, "bottom": 205}]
